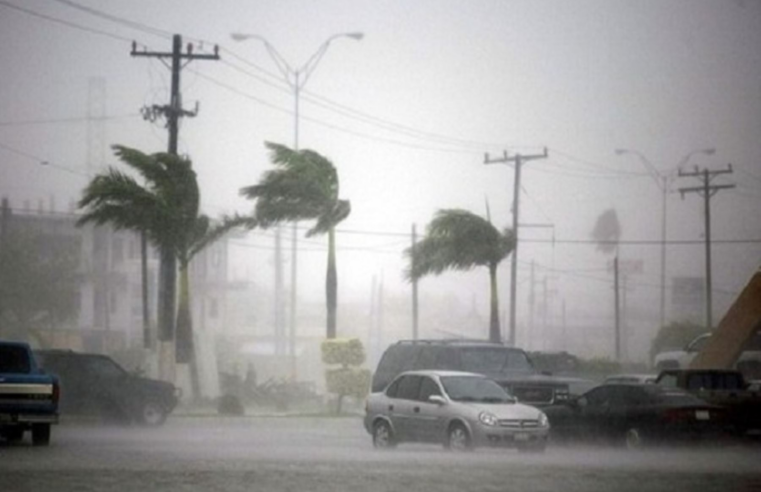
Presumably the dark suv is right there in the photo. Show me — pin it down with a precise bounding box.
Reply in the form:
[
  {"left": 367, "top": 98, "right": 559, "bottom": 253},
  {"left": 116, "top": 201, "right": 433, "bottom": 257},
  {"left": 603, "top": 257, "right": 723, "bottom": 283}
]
[
  {"left": 34, "top": 350, "right": 180, "bottom": 426},
  {"left": 371, "top": 340, "right": 583, "bottom": 407}
]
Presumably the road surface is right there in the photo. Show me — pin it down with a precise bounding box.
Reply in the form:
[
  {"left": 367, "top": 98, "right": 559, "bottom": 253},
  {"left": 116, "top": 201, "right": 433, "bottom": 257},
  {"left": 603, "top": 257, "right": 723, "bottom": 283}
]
[{"left": 2, "top": 416, "right": 760, "bottom": 491}]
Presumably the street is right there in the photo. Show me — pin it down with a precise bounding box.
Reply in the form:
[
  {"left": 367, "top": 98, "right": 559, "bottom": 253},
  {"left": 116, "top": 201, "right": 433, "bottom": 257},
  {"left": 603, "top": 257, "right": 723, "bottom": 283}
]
[{"left": 2, "top": 416, "right": 761, "bottom": 492}]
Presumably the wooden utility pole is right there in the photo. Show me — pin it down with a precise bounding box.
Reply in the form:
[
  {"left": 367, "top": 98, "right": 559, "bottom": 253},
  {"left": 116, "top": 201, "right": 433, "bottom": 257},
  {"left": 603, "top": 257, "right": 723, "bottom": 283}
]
[
  {"left": 677, "top": 165, "right": 734, "bottom": 331},
  {"left": 130, "top": 35, "right": 219, "bottom": 379},
  {"left": 484, "top": 148, "right": 548, "bottom": 346}
]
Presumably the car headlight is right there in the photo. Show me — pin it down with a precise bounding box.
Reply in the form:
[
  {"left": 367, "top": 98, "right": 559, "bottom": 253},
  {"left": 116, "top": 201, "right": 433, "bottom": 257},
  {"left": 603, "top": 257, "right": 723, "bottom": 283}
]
[
  {"left": 479, "top": 411, "right": 499, "bottom": 426},
  {"left": 538, "top": 412, "right": 549, "bottom": 427}
]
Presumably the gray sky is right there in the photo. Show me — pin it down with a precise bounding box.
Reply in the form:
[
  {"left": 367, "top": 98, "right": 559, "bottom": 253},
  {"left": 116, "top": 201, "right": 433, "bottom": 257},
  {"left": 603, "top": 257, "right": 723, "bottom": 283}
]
[{"left": 1, "top": 0, "right": 760, "bottom": 359}]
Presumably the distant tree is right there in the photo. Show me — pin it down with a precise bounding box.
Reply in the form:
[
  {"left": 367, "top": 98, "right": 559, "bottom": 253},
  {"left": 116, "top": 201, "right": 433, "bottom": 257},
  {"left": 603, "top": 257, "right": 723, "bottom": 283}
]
[
  {"left": 0, "top": 228, "right": 80, "bottom": 343},
  {"left": 591, "top": 208, "right": 621, "bottom": 254},
  {"left": 405, "top": 209, "right": 514, "bottom": 343},
  {"left": 240, "top": 142, "right": 350, "bottom": 339},
  {"left": 321, "top": 338, "right": 371, "bottom": 415},
  {"left": 649, "top": 320, "right": 707, "bottom": 362}
]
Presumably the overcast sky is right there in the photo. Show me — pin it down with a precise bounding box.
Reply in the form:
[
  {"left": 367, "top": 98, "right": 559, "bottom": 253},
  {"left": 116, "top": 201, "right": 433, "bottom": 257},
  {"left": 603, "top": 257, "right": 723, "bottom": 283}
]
[{"left": 1, "top": 0, "right": 760, "bottom": 358}]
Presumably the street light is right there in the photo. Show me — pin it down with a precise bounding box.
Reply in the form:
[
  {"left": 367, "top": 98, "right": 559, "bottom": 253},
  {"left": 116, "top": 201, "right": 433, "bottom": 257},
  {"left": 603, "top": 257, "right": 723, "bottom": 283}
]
[
  {"left": 230, "top": 32, "right": 363, "bottom": 147},
  {"left": 614, "top": 147, "right": 715, "bottom": 331},
  {"left": 231, "top": 31, "right": 362, "bottom": 374}
]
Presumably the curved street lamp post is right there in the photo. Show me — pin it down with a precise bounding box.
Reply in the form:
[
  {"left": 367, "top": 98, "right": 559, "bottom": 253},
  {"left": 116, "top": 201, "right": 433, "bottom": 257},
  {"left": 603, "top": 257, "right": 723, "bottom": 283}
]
[
  {"left": 615, "top": 148, "right": 715, "bottom": 332},
  {"left": 231, "top": 31, "right": 363, "bottom": 376}
]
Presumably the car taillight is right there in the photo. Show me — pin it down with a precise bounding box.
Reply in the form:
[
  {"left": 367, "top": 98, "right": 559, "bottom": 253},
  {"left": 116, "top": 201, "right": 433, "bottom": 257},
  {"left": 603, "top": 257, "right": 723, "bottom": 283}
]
[
  {"left": 663, "top": 408, "right": 698, "bottom": 423},
  {"left": 52, "top": 382, "right": 60, "bottom": 404}
]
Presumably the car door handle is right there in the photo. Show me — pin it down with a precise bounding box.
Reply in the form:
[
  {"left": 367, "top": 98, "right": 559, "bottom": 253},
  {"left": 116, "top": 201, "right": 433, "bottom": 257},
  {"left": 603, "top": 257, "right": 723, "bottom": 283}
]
[
  {"left": 414, "top": 406, "right": 420, "bottom": 413},
  {"left": 388, "top": 405, "right": 394, "bottom": 412}
]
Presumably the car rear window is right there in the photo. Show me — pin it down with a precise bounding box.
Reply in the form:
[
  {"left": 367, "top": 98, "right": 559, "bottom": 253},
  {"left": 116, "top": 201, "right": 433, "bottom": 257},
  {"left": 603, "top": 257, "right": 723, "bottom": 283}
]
[{"left": 0, "top": 346, "right": 32, "bottom": 373}]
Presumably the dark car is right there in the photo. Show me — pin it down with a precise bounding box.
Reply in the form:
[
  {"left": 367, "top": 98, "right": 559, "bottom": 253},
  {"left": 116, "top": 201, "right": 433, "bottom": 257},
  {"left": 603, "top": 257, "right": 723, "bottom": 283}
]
[
  {"left": 371, "top": 340, "right": 595, "bottom": 407},
  {"left": 34, "top": 350, "right": 180, "bottom": 426},
  {"left": 544, "top": 383, "right": 728, "bottom": 448}
]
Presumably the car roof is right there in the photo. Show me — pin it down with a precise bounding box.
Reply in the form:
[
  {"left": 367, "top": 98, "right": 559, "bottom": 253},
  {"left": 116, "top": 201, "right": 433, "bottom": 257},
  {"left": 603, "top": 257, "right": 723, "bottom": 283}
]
[
  {"left": 397, "top": 369, "right": 485, "bottom": 378},
  {"left": 605, "top": 373, "right": 657, "bottom": 382},
  {"left": 393, "top": 339, "right": 523, "bottom": 349}
]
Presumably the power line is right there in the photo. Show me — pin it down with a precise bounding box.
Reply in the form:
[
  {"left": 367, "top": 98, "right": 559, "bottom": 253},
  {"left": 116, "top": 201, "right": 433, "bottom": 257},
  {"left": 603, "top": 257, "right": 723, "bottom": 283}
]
[
  {"left": 0, "top": 141, "right": 89, "bottom": 177},
  {"left": 0, "top": 0, "right": 135, "bottom": 43},
  {"left": 49, "top": 0, "right": 173, "bottom": 39},
  {"left": 0, "top": 113, "right": 140, "bottom": 127}
]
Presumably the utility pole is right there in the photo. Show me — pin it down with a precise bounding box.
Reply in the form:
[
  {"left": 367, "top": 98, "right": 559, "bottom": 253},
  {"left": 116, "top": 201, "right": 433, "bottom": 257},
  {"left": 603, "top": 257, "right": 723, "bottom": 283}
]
[
  {"left": 678, "top": 165, "right": 734, "bottom": 331},
  {"left": 484, "top": 148, "right": 548, "bottom": 346},
  {"left": 130, "top": 35, "right": 219, "bottom": 377},
  {"left": 411, "top": 223, "right": 419, "bottom": 340},
  {"left": 614, "top": 256, "right": 621, "bottom": 362}
]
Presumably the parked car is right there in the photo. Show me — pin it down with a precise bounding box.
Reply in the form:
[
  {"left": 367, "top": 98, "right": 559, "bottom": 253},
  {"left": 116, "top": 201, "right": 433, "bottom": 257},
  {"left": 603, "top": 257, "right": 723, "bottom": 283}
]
[
  {"left": 34, "top": 350, "right": 180, "bottom": 426},
  {"left": 653, "top": 331, "right": 761, "bottom": 373},
  {"left": 544, "top": 383, "right": 728, "bottom": 449},
  {"left": 0, "top": 341, "right": 59, "bottom": 445},
  {"left": 371, "top": 340, "right": 595, "bottom": 407},
  {"left": 364, "top": 370, "right": 550, "bottom": 452},
  {"left": 655, "top": 368, "right": 761, "bottom": 435}
]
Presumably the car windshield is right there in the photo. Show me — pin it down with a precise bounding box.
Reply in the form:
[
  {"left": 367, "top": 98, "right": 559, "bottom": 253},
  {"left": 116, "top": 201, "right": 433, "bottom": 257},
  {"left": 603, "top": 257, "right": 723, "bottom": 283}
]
[
  {"left": 458, "top": 348, "right": 534, "bottom": 375},
  {"left": 440, "top": 376, "right": 515, "bottom": 403}
]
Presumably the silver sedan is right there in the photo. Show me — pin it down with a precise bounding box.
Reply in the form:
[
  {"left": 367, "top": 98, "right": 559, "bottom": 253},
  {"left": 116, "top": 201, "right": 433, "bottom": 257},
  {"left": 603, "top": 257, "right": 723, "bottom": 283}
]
[{"left": 364, "top": 370, "right": 550, "bottom": 452}]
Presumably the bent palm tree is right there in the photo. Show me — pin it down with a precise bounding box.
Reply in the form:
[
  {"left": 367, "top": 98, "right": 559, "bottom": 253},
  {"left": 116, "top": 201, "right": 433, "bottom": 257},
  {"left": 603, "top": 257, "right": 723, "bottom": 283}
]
[
  {"left": 405, "top": 209, "right": 514, "bottom": 343},
  {"left": 241, "top": 142, "right": 350, "bottom": 339},
  {"left": 78, "top": 146, "right": 237, "bottom": 395},
  {"left": 78, "top": 146, "right": 180, "bottom": 368}
]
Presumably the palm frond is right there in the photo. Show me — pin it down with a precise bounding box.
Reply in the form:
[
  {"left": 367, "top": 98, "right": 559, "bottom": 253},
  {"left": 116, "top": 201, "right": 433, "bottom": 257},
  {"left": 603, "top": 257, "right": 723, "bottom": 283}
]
[
  {"left": 405, "top": 209, "right": 514, "bottom": 281},
  {"left": 308, "top": 199, "right": 350, "bottom": 237}
]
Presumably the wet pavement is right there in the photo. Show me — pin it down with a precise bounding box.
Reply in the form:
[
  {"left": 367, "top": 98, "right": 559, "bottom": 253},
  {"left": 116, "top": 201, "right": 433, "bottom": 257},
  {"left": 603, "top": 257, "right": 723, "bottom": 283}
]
[{"left": 2, "top": 416, "right": 761, "bottom": 492}]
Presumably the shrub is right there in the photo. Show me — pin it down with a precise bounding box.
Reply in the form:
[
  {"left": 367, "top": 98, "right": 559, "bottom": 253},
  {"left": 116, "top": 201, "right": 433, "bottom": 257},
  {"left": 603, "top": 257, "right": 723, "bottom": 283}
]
[{"left": 321, "top": 338, "right": 371, "bottom": 414}]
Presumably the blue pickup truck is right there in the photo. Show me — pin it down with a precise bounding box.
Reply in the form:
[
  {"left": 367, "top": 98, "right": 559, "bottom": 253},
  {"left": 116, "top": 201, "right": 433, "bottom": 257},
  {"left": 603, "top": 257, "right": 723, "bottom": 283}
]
[{"left": 0, "top": 341, "right": 59, "bottom": 445}]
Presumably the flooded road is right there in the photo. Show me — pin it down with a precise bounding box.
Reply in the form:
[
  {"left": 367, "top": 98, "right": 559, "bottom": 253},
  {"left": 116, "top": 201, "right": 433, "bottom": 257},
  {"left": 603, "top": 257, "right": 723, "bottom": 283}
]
[{"left": 2, "top": 416, "right": 760, "bottom": 491}]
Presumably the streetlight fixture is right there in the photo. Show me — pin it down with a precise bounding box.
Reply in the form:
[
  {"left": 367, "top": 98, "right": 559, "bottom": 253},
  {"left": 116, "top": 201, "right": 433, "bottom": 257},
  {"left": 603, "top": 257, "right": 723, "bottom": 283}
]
[
  {"left": 231, "top": 31, "right": 363, "bottom": 375},
  {"left": 614, "top": 147, "right": 715, "bottom": 332}
]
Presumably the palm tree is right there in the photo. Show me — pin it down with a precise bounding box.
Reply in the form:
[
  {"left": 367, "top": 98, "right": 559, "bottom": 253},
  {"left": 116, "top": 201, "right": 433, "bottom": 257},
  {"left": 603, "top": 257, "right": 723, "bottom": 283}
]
[
  {"left": 78, "top": 146, "right": 239, "bottom": 394},
  {"left": 78, "top": 146, "right": 179, "bottom": 377},
  {"left": 405, "top": 209, "right": 514, "bottom": 343},
  {"left": 240, "top": 142, "right": 350, "bottom": 339}
]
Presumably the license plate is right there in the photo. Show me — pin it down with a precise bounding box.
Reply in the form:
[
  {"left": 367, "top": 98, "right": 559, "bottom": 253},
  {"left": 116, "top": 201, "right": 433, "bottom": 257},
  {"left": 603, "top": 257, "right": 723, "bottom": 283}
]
[
  {"left": 515, "top": 433, "right": 530, "bottom": 441},
  {"left": 695, "top": 410, "right": 710, "bottom": 421}
]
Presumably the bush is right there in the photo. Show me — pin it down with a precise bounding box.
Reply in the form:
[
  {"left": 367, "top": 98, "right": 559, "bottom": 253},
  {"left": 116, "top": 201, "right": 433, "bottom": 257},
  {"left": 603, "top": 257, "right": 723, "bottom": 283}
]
[{"left": 321, "top": 338, "right": 370, "bottom": 414}]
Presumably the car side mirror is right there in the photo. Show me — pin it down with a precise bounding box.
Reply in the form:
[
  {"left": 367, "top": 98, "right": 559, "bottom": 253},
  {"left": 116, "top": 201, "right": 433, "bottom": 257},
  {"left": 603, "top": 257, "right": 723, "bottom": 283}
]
[{"left": 428, "top": 395, "right": 446, "bottom": 405}]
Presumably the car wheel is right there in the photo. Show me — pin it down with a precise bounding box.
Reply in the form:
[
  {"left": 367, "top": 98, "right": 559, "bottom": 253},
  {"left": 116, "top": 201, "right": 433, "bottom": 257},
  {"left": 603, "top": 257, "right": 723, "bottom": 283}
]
[
  {"left": 31, "top": 424, "right": 51, "bottom": 446},
  {"left": 372, "top": 420, "right": 396, "bottom": 449},
  {"left": 624, "top": 428, "right": 644, "bottom": 450},
  {"left": 446, "top": 423, "right": 472, "bottom": 451},
  {"left": 139, "top": 400, "right": 167, "bottom": 427}
]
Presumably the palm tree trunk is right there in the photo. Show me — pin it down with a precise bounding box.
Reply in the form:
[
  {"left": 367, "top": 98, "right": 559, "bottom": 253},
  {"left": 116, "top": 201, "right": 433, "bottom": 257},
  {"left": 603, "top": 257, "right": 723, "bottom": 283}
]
[
  {"left": 141, "top": 232, "right": 151, "bottom": 349},
  {"left": 157, "top": 246, "right": 177, "bottom": 383},
  {"left": 176, "top": 263, "right": 200, "bottom": 400},
  {"left": 489, "top": 263, "right": 501, "bottom": 343},
  {"left": 326, "top": 227, "right": 337, "bottom": 339}
]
